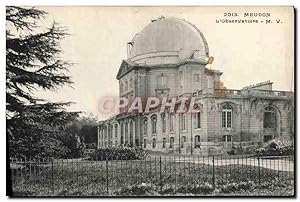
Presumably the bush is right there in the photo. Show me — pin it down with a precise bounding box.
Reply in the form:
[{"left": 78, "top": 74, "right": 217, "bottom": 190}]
[
  {"left": 255, "top": 137, "right": 294, "bottom": 156},
  {"left": 90, "top": 147, "right": 147, "bottom": 160},
  {"left": 220, "top": 181, "right": 255, "bottom": 193},
  {"left": 115, "top": 183, "right": 158, "bottom": 196}
]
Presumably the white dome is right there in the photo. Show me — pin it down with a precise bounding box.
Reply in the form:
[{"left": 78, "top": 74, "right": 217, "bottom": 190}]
[{"left": 128, "top": 17, "right": 210, "bottom": 65}]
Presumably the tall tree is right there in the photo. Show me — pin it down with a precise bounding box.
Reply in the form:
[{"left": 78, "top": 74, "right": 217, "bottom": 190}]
[{"left": 6, "top": 6, "right": 79, "bottom": 158}]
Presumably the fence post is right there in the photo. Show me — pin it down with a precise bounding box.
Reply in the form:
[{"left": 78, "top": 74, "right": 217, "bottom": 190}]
[
  {"left": 159, "top": 156, "right": 162, "bottom": 193},
  {"left": 212, "top": 156, "right": 215, "bottom": 189},
  {"left": 51, "top": 160, "right": 54, "bottom": 195},
  {"left": 257, "top": 154, "right": 261, "bottom": 185},
  {"left": 106, "top": 156, "right": 109, "bottom": 194}
]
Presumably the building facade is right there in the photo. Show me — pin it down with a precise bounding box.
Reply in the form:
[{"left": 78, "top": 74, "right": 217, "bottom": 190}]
[{"left": 97, "top": 17, "right": 294, "bottom": 155}]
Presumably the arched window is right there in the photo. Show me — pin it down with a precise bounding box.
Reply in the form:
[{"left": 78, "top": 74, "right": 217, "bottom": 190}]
[
  {"left": 162, "top": 138, "right": 166, "bottom": 148},
  {"left": 152, "top": 138, "right": 156, "bottom": 148},
  {"left": 161, "top": 113, "right": 166, "bottom": 133},
  {"left": 194, "top": 112, "right": 201, "bottom": 129},
  {"left": 104, "top": 126, "right": 107, "bottom": 139},
  {"left": 151, "top": 115, "right": 157, "bottom": 134},
  {"left": 129, "top": 121, "right": 134, "bottom": 146},
  {"left": 143, "top": 118, "right": 148, "bottom": 135},
  {"left": 125, "top": 122, "right": 128, "bottom": 145},
  {"left": 169, "top": 114, "right": 174, "bottom": 132},
  {"left": 114, "top": 124, "right": 118, "bottom": 139},
  {"left": 169, "top": 137, "right": 174, "bottom": 149},
  {"left": 181, "top": 136, "right": 186, "bottom": 148},
  {"left": 109, "top": 125, "right": 113, "bottom": 146},
  {"left": 120, "top": 122, "right": 124, "bottom": 144},
  {"left": 194, "top": 135, "right": 200, "bottom": 148},
  {"left": 143, "top": 139, "right": 147, "bottom": 148},
  {"left": 222, "top": 105, "right": 232, "bottom": 128}
]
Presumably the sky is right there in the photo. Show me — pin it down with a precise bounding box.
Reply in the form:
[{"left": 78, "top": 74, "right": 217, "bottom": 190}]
[{"left": 34, "top": 6, "right": 294, "bottom": 120}]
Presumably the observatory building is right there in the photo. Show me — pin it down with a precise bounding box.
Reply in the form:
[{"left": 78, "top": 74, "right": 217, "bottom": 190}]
[{"left": 97, "top": 16, "right": 294, "bottom": 155}]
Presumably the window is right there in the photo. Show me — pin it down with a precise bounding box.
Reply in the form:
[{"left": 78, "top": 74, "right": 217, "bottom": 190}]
[
  {"left": 120, "top": 123, "right": 124, "bottom": 144},
  {"left": 263, "top": 107, "right": 276, "bottom": 129},
  {"left": 194, "top": 74, "right": 200, "bottom": 82},
  {"left": 194, "top": 135, "right": 200, "bottom": 148},
  {"left": 170, "top": 137, "right": 174, "bottom": 149},
  {"left": 170, "top": 114, "right": 174, "bottom": 132},
  {"left": 151, "top": 115, "right": 157, "bottom": 134},
  {"left": 120, "top": 82, "right": 124, "bottom": 93},
  {"left": 181, "top": 114, "right": 186, "bottom": 131},
  {"left": 129, "top": 121, "right": 134, "bottom": 146},
  {"left": 144, "top": 139, "right": 147, "bottom": 148},
  {"left": 180, "top": 136, "right": 186, "bottom": 148},
  {"left": 222, "top": 135, "right": 232, "bottom": 142},
  {"left": 143, "top": 118, "right": 148, "bottom": 135},
  {"left": 158, "top": 74, "right": 167, "bottom": 86},
  {"left": 161, "top": 113, "right": 166, "bottom": 133},
  {"left": 104, "top": 126, "right": 107, "bottom": 139},
  {"left": 222, "top": 105, "right": 232, "bottom": 128},
  {"left": 162, "top": 138, "right": 166, "bottom": 148},
  {"left": 179, "top": 71, "right": 183, "bottom": 80},
  {"left": 194, "top": 112, "right": 201, "bottom": 129},
  {"left": 129, "top": 78, "right": 133, "bottom": 89},
  {"left": 125, "top": 122, "right": 128, "bottom": 145},
  {"left": 152, "top": 138, "right": 156, "bottom": 148},
  {"left": 114, "top": 124, "right": 118, "bottom": 139}
]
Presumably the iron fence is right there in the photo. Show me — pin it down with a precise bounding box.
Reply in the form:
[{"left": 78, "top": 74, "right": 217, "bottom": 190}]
[{"left": 9, "top": 154, "right": 294, "bottom": 196}]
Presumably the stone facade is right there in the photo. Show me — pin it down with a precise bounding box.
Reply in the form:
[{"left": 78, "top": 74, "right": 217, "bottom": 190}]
[{"left": 97, "top": 17, "right": 294, "bottom": 155}]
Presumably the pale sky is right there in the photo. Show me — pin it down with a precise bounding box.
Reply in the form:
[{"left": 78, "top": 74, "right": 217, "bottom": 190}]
[{"left": 35, "top": 6, "right": 294, "bottom": 120}]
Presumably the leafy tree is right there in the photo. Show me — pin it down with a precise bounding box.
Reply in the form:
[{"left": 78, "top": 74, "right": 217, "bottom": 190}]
[{"left": 6, "top": 6, "right": 79, "bottom": 158}]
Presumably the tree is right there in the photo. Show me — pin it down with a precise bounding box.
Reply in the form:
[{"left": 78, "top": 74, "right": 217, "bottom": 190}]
[
  {"left": 58, "top": 115, "right": 98, "bottom": 158},
  {"left": 6, "top": 6, "right": 79, "bottom": 158}
]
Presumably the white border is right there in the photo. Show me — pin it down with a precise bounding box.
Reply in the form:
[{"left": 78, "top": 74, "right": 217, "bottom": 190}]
[{"left": 1, "top": 0, "right": 298, "bottom": 201}]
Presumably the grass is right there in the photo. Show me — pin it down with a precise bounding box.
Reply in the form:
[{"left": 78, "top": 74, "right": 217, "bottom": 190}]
[{"left": 11, "top": 158, "right": 294, "bottom": 196}]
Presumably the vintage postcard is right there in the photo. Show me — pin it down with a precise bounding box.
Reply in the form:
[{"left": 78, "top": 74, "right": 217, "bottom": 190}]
[{"left": 6, "top": 6, "right": 295, "bottom": 197}]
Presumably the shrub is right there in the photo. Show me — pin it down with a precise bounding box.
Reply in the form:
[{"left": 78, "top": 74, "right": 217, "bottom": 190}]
[
  {"left": 255, "top": 137, "right": 294, "bottom": 156},
  {"left": 220, "top": 181, "right": 255, "bottom": 193},
  {"left": 90, "top": 147, "right": 147, "bottom": 160},
  {"left": 115, "top": 183, "right": 158, "bottom": 196}
]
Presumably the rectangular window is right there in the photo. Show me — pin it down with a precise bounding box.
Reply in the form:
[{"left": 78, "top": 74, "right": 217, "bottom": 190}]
[
  {"left": 143, "top": 139, "right": 146, "bottom": 148},
  {"left": 194, "top": 74, "right": 200, "bottom": 82},
  {"left": 170, "top": 137, "right": 174, "bottom": 149},
  {"left": 181, "top": 114, "right": 186, "bottom": 131},
  {"left": 195, "top": 112, "right": 201, "bottom": 129},
  {"left": 222, "top": 108, "right": 232, "bottom": 128},
  {"left": 222, "top": 111, "right": 226, "bottom": 128},
  {"left": 170, "top": 114, "right": 174, "bottom": 132},
  {"left": 227, "top": 111, "right": 232, "bottom": 128},
  {"left": 222, "top": 135, "right": 232, "bottom": 142},
  {"left": 263, "top": 112, "right": 276, "bottom": 128},
  {"left": 179, "top": 71, "right": 183, "bottom": 80},
  {"left": 162, "top": 138, "right": 166, "bottom": 148},
  {"left": 152, "top": 139, "right": 156, "bottom": 148}
]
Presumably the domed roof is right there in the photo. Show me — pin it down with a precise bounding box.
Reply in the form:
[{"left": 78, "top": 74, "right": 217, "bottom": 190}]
[{"left": 128, "top": 17, "right": 210, "bottom": 65}]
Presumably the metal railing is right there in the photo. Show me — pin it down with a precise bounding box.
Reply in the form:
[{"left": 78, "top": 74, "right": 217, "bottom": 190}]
[{"left": 9, "top": 154, "right": 294, "bottom": 196}]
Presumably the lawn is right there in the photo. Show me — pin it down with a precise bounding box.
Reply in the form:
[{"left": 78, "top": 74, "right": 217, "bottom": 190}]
[{"left": 11, "top": 157, "right": 294, "bottom": 196}]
